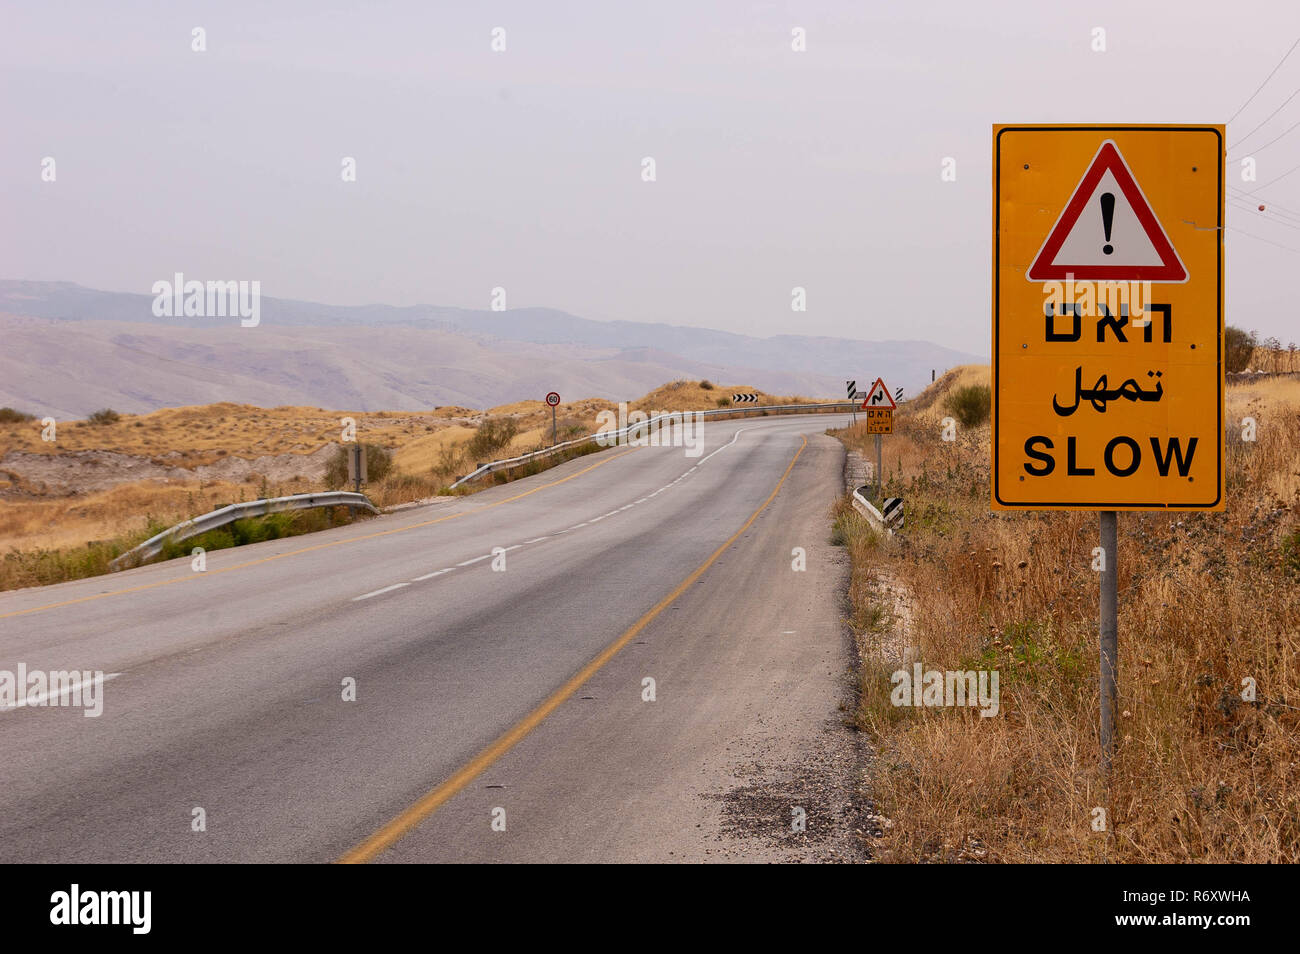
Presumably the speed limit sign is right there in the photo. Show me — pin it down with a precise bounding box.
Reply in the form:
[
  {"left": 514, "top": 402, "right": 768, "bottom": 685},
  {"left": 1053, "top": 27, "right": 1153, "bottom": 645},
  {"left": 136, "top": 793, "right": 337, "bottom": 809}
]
[{"left": 545, "top": 392, "right": 560, "bottom": 407}]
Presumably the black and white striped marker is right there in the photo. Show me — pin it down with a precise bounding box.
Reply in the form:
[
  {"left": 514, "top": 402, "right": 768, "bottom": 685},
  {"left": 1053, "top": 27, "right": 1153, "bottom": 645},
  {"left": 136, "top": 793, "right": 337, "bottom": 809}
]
[{"left": 731, "top": 393, "right": 758, "bottom": 404}]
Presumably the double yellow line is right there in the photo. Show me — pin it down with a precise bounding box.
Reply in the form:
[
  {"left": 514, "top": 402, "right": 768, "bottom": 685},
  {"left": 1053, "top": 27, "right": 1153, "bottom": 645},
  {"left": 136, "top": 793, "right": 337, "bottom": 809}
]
[{"left": 338, "top": 434, "right": 807, "bottom": 863}]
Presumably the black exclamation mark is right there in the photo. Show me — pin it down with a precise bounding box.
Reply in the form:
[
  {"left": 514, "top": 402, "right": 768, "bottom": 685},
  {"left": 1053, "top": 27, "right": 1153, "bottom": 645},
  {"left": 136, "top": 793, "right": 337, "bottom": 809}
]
[{"left": 1100, "top": 192, "right": 1115, "bottom": 255}]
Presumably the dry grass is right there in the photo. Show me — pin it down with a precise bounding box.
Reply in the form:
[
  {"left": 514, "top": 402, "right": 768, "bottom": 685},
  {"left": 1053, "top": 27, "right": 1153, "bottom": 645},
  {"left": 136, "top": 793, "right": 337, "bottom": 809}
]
[
  {"left": 1247, "top": 346, "right": 1300, "bottom": 374},
  {"left": 833, "top": 366, "right": 1300, "bottom": 863},
  {"left": 0, "top": 479, "right": 272, "bottom": 552}
]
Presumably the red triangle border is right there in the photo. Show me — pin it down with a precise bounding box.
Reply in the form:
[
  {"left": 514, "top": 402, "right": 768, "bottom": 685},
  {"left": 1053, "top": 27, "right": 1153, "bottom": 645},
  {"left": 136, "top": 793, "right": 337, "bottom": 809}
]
[{"left": 1026, "top": 140, "right": 1188, "bottom": 283}]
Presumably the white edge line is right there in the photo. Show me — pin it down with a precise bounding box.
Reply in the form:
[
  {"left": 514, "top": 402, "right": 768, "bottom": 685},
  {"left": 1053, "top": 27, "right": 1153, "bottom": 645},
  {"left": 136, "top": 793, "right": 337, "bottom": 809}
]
[
  {"left": 411, "top": 569, "right": 453, "bottom": 581},
  {"left": 353, "top": 582, "right": 410, "bottom": 601},
  {"left": 697, "top": 426, "right": 748, "bottom": 466}
]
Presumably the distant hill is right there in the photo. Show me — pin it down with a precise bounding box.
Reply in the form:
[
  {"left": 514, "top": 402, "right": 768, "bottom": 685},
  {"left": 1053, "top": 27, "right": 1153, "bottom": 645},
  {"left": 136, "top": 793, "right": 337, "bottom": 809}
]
[{"left": 0, "top": 281, "right": 983, "bottom": 417}]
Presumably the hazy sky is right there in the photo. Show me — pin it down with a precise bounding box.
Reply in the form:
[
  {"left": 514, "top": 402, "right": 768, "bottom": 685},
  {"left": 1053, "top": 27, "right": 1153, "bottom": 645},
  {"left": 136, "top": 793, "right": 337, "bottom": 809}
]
[{"left": 3, "top": 0, "right": 1300, "bottom": 356}]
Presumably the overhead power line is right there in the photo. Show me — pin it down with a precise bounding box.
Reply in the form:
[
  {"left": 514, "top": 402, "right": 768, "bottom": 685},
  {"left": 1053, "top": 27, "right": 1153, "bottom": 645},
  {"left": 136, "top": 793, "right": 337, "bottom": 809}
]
[
  {"left": 1228, "top": 86, "right": 1300, "bottom": 151},
  {"left": 1250, "top": 159, "right": 1300, "bottom": 192},
  {"left": 1227, "top": 224, "right": 1300, "bottom": 254},
  {"left": 1231, "top": 114, "right": 1300, "bottom": 156},
  {"left": 1226, "top": 37, "right": 1300, "bottom": 124},
  {"left": 1227, "top": 195, "right": 1300, "bottom": 231}
]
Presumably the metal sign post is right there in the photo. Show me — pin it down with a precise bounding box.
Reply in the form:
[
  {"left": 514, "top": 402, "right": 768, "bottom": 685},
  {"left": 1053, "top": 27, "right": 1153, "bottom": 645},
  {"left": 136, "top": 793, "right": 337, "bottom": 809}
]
[
  {"left": 875, "top": 433, "right": 882, "bottom": 501},
  {"left": 347, "top": 443, "right": 366, "bottom": 494},
  {"left": 545, "top": 392, "right": 561, "bottom": 446},
  {"left": 1099, "top": 510, "right": 1119, "bottom": 770}
]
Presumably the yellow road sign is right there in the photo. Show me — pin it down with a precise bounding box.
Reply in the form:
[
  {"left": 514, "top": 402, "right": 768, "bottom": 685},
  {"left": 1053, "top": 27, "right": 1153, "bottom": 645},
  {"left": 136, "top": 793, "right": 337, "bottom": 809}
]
[
  {"left": 992, "top": 125, "right": 1224, "bottom": 511},
  {"left": 865, "top": 407, "right": 893, "bottom": 434}
]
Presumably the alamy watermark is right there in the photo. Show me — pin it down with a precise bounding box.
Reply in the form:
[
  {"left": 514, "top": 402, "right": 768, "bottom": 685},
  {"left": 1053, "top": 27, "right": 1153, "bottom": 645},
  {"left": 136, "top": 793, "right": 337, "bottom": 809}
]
[
  {"left": 50, "top": 885, "right": 150, "bottom": 934},
  {"left": 891, "top": 663, "right": 999, "bottom": 717},
  {"left": 0, "top": 665, "right": 106, "bottom": 717},
  {"left": 151, "top": 272, "right": 260, "bottom": 327}
]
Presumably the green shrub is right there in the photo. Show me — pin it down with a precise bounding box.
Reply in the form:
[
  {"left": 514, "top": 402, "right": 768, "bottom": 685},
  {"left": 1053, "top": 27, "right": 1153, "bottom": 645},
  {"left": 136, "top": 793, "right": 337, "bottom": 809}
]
[
  {"left": 465, "top": 417, "right": 519, "bottom": 463},
  {"left": 88, "top": 408, "right": 120, "bottom": 425},
  {"left": 699, "top": 379, "right": 714, "bottom": 390},
  {"left": 1225, "top": 325, "right": 1257, "bottom": 373},
  {"left": 0, "top": 407, "right": 35, "bottom": 423},
  {"left": 943, "top": 384, "right": 991, "bottom": 428},
  {"left": 1281, "top": 529, "right": 1300, "bottom": 578}
]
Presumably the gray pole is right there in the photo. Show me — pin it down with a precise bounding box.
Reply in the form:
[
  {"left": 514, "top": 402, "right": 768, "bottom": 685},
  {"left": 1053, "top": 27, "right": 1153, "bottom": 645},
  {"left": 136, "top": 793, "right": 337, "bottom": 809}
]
[
  {"left": 875, "top": 432, "right": 882, "bottom": 501},
  {"left": 1099, "top": 510, "right": 1119, "bottom": 771},
  {"left": 353, "top": 443, "right": 362, "bottom": 495},
  {"left": 552, "top": 406, "right": 557, "bottom": 447}
]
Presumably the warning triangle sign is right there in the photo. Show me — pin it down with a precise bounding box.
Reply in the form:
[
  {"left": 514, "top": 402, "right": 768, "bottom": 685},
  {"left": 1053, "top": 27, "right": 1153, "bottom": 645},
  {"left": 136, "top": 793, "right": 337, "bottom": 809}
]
[
  {"left": 1027, "top": 140, "right": 1187, "bottom": 283},
  {"left": 861, "top": 377, "right": 896, "bottom": 409}
]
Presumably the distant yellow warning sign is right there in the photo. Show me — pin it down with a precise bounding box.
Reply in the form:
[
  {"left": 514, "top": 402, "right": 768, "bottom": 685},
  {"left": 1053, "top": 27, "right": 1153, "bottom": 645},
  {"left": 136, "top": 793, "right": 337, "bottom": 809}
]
[
  {"left": 992, "top": 125, "right": 1224, "bottom": 511},
  {"left": 865, "top": 407, "right": 893, "bottom": 434}
]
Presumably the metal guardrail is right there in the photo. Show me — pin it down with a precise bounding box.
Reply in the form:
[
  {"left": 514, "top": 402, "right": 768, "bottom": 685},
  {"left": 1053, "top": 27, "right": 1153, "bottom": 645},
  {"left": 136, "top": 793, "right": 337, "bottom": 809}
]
[
  {"left": 109, "top": 491, "right": 379, "bottom": 571},
  {"left": 448, "top": 401, "right": 860, "bottom": 489}
]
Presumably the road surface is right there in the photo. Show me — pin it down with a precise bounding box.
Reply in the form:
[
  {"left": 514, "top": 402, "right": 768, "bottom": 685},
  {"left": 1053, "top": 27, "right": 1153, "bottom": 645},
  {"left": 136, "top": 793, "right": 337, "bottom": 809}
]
[{"left": 0, "top": 414, "right": 867, "bottom": 862}]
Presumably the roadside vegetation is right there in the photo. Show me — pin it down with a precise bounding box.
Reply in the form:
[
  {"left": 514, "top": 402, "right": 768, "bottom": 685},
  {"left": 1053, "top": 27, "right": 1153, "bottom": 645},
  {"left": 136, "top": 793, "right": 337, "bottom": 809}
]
[
  {"left": 0, "top": 502, "right": 366, "bottom": 591},
  {"left": 943, "top": 382, "right": 990, "bottom": 428},
  {"left": 1225, "top": 325, "right": 1300, "bottom": 373},
  {"left": 831, "top": 364, "right": 1300, "bottom": 863},
  {"left": 87, "top": 408, "right": 121, "bottom": 425}
]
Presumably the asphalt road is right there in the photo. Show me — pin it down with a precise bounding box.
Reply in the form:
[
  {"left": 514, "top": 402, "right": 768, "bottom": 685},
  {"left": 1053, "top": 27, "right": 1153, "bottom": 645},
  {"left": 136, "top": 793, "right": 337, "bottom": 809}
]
[{"left": 0, "top": 414, "right": 865, "bottom": 863}]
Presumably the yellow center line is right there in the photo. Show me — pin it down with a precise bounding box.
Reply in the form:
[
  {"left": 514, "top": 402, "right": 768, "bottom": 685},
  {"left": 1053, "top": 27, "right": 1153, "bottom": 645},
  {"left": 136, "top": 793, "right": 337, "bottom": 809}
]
[
  {"left": 337, "top": 433, "right": 808, "bottom": 864},
  {"left": 0, "top": 447, "right": 640, "bottom": 621}
]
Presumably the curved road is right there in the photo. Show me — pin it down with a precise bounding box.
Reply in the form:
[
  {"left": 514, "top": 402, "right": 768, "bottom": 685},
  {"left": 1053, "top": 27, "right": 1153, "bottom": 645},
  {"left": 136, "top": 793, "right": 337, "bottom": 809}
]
[{"left": 0, "top": 414, "right": 865, "bottom": 863}]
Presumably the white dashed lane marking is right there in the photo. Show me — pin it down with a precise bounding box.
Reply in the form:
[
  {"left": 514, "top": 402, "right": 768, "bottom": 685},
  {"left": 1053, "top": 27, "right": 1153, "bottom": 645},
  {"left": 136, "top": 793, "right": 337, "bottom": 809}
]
[
  {"left": 411, "top": 569, "right": 455, "bottom": 581},
  {"left": 353, "top": 583, "right": 410, "bottom": 601},
  {"left": 350, "top": 424, "right": 761, "bottom": 602}
]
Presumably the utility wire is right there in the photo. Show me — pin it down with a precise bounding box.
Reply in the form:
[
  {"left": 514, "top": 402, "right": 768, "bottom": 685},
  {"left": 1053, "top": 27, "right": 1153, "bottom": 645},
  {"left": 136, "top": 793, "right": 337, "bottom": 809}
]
[
  {"left": 1228, "top": 185, "right": 1300, "bottom": 217},
  {"left": 1227, "top": 224, "right": 1300, "bottom": 254},
  {"left": 1228, "top": 86, "right": 1300, "bottom": 151},
  {"left": 1227, "top": 196, "right": 1300, "bottom": 231},
  {"left": 1226, "top": 37, "right": 1300, "bottom": 124},
  {"left": 1230, "top": 113, "right": 1300, "bottom": 156},
  {"left": 1249, "top": 159, "right": 1300, "bottom": 192}
]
